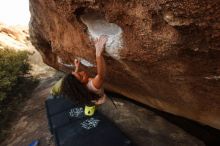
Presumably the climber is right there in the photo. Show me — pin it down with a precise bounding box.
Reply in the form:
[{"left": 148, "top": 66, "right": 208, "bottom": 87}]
[{"left": 50, "top": 35, "right": 108, "bottom": 109}]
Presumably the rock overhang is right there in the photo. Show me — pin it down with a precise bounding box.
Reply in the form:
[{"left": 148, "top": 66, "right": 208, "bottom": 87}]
[{"left": 29, "top": 0, "right": 220, "bottom": 130}]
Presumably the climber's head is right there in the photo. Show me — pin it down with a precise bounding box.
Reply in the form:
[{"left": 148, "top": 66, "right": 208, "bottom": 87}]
[
  {"left": 72, "top": 71, "right": 89, "bottom": 84},
  {"left": 60, "top": 73, "right": 99, "bottom": 105}
]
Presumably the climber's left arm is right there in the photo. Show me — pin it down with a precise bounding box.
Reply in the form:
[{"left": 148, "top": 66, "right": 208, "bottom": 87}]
[{"left": 73, "top": 59, "right": 80, "bottom": 73}]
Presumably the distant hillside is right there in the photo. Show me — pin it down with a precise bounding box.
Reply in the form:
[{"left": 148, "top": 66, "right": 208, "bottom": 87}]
[{"left": 0, "top": 22, "right": 54, "bottom": 78}]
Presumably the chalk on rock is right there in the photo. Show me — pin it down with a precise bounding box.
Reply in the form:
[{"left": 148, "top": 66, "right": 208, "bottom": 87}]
[{"left": 81, "top": 12, "right": 123, "bottom": 59}]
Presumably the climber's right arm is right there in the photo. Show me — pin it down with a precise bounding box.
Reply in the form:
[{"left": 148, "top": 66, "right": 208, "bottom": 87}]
[{"left": 91, "top": 35, "right": 108, "bottom": 89}]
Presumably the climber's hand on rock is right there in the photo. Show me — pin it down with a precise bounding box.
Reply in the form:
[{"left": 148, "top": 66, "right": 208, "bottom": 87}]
[
  {"left": 74, "top": 59, "right": 80, "bottom": 72},
  {"left": 74, "top": 59, "right": 80, "bottom": 67},
  {"left": 95, "top": 35, "right": 108, "bottom": 56}
]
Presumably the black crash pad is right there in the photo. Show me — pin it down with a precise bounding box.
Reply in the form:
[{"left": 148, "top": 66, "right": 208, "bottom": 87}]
[{"left": 45, "top": 98, "right": 132, "bottom": 146}]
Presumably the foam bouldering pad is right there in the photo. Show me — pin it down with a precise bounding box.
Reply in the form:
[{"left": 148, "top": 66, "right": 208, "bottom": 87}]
[
  {"left": 45, "top": 97, "right": 77, "bottom": 116},
  {"left": 45, "top": 98, "right": 132, "bottom": 146},
  {"left": 45, "top": 98, "right": 84, "bottom": 133}
]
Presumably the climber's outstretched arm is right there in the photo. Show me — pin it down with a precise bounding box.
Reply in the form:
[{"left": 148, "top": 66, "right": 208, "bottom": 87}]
[{"left": 91, "top": 35, "right": 108, "bottom": 89}]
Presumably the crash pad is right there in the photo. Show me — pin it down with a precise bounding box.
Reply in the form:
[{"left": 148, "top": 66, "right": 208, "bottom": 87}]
[{"left": 45, "top": 97, "right": 132, "bottom": 146}]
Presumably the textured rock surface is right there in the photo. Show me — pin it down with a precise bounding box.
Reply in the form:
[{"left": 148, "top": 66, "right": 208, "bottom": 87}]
[{"left": 29, "top": 0, "right": 220, "bottom": 129}]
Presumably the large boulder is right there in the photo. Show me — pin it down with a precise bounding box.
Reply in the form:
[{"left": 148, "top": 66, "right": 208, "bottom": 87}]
[{"left": 29, "top": 0, "right": 220, "bottom": 129}]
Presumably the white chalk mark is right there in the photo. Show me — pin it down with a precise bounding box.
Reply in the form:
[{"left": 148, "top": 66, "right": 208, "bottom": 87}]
[
  {"left": 57, "top": 56, "right": 95, "bottom": 68},
  {"left": 77, "top": 57, "right": 95, "bottom": 67},
  {"left": 69, "top": 107, "right": 84, "bottom": 117},
  {"left": 81, "top": 117, "right": 100, "bottom": 130},
  {"left": 81, "top": 12, "right": 123, "bottom": 59},
  {"left": 57, "top": 56, "right": 73, "bottom": 68},
  {"left": 204, "top": 76, "right": 220, "bottom": 80}
]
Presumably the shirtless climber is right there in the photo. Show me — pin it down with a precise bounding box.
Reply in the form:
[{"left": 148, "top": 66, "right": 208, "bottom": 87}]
[{"left": 50, "top": 35, "right": 108, "bottom": 113}]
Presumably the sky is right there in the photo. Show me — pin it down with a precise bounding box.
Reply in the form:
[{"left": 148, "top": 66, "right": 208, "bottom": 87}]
[{"left": 0, "top": 0, "right": 30, "bottom": 26}]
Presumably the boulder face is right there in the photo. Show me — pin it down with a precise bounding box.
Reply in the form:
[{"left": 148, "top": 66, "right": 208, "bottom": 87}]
[{"left": 29, "top": 0, "right": 220, "bottom": 129}]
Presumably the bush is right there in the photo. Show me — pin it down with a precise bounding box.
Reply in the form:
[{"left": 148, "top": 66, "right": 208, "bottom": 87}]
[
  {"left": 0, "top": 48, "right": 39, "bottom": 141},
  {"left": 0, "top": 48, "right": 30, "bottom": 101}
]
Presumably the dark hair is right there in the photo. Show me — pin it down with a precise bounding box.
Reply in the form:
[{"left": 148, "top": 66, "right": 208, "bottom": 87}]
[{"left": 60, "top": 73, "right": 100, "bottom": 105}]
